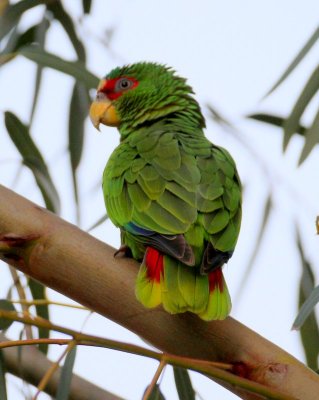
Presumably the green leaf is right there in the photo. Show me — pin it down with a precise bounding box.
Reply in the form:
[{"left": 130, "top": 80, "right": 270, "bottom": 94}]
[
  {"left": 0, "top": 0, "right": 45, "bottom": 42},
  {"left": 68, "top": 82, "right": 90, "bottom": 211},
  {"left": 293, "top": 285, "right": 319, "bottom": 330},
  {"left": 82, "top": 0, "right": 92, "bottom": 14},
  {"left": 247, "top": 113, "right": 307, "bottom": 136},
  {"left": 294, "top": 232, "right": 319, "bottom": 370},
  {"left": 235, "top": 194, "right": 272, "bottom": 300},
  {"left": 56, "top": 346, "right": 77, "bottom": 400},
  {"left": 298, "top": 108, "right": 319, "bottom": 165},
  {"left": 0, "top": 350, "right": 8, "bottom": 400},
  {"left": 29, "top": 279, "right": 49, "bottom": 354},
  {"left": 265, "top": 26, "right": 319, "bottom": 97},
  {"left": 143, "top": 384, "right": 166, "bottom": 400},
  {"left": 4, "top": 111, "right": 61, "bottom": 214},
  {"left": 30, "top": 17, "right": 50, "bottom": 125},
  {"left": 283, "top": 65, "right": 319, "bottom": 150},
  {"left": 173, "top": 367, "right": 195, "bottom": 400},
  {"left": 0, "top": 300, "right": 16, "bottom": 331},
  {"left": 47, "top": 1, "right": 86, "bottom": 62},
  {"left": 17, "top": 45, "right": 99, "bottom": 89},
  {"left": 87, "top": 214, "right": 108, "bottom": 232}
]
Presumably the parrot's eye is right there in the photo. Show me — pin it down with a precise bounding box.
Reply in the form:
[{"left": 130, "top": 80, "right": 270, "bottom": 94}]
[{"left": 115, "top": 77, "right": 135, "bottom": 92}]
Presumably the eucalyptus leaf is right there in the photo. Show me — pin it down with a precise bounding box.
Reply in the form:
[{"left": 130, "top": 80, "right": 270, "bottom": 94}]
[
  {"left": 47, "top": 1, "right": 86, "bottom": 62},
  {"left": 29, "top": 279, "right": 49, "bottom": 354},
  {"left": 298, "top": 108, "right": 319, "bottom": 165},
  {"left": 247, "top": 113, "right": 307, "bottom": 136},
  {"left": 0, "top": 300, "right": 16, "bottom": 331},
  {"left": 56, "top": 346, "right": 77, "bottom": 400},
  {"left": 283, "top": 65, "right": 319, "bottom": 150},
  {"left": 0, "top": 350, "right": 8, "bottom": 400},
  {"left": 0, "top": 0, "right": 45, "bottom": 42},
  {"left": 82, "top": 0, "right": 92, "bottom": 14},
  {"left": 4, "top": 111, "right": 61, "bottom": 214},
  {"left": 18, "top": 45, "right": 99, "bottom": 89},
  {"left": 143, "top": 384, "right": 165, "bottom": 400},
  {"left": 87, "top": 214, "right": 108, "bottom": 232},
  {"left": 173, "top": 367, "right": 195, "bottom": 400},
  {"left": 293, "top": 285, "right": 319, "bottom": 331},
  {"left": 265, "top": 26, "right": 319, "bottom": 97}
]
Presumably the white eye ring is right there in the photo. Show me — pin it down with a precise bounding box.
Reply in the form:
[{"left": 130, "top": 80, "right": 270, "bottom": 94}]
[{"left": 115, "top": 78, "right": 134, "bottom": 92}]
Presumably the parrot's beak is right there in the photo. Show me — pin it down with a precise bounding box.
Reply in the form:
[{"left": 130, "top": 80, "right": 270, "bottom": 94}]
[{"left": 89, "top": 86, "right": 120, "bottom": 130}]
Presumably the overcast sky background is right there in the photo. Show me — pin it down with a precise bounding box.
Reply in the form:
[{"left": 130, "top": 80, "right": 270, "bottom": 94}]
[{"left": 0, "top": 1, "right": 319, "bottom": 399}]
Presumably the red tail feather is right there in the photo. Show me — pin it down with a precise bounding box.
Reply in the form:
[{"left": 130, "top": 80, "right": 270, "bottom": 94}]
[
  {"left": 145, "top": 247, "right": 164, "bottom": 283},
  {"left": 208, "top": 268, "right": 224, "bottom": 292}
]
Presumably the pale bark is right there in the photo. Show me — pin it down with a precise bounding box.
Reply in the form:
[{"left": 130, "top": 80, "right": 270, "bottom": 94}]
[{"left": 0, "top": 184, "right": 318, "bottom": 400}]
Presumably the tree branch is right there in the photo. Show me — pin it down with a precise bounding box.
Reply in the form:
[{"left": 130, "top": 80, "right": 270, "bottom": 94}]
[{"left": 0, "top": 184, "right": 318, "bottom": 399}]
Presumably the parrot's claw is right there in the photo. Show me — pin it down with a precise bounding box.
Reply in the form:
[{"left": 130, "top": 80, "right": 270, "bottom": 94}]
[{"left": 114, "top": 245, "right": 132, "bottom": 258}]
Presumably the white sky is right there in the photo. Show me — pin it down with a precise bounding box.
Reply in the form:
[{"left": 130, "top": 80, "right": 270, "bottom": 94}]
[{"left": 0, "top": 0, "right": 319, "bottom": 399}]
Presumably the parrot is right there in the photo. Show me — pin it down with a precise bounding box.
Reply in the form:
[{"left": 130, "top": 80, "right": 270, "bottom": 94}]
[{"left": 89, "top": 62, "right": 241, "bottom": 320}]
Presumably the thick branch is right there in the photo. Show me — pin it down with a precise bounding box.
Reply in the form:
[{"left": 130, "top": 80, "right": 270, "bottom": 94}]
[
  {"left": 0, "top": 333, "right": 122, "bottom": 400},
  {"left": 0, "top": 185, "right": 318, "bottom": 400}
]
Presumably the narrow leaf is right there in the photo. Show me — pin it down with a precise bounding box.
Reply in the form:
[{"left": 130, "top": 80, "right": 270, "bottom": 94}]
[
  {"left": 293, "top": 285, "right": 319, "bottom": 330},
  {"left": 30, "top": 17, "right": 50, "bottom": 124},
  {"left": 87, "top": 214, "right": 108, "bottom": 232},
  {"left": 247, "top": 113, "right": 307, "bottom": 136},
  {"left": 295, "top": 232, "right": 319, "bottom": 370},
  {"left": 4, "top": 111, "right": 61, "bottom": 214},
  {"left": 0, "top": 350, "right": 8, "bottom": 400},
  {"left": 0, "top": 0, "right": 45, "bottom": 41},
  {"left": 298, "top": 107, "right": 319, "bottom": 165},
  {"left": 29, "top": 279, "right": 49, "bottom": 354},
  {"left": 82, "top": 0, "right": 92, "bottom": 14},
  {"left": 265, "top": 26, "right": 319, "bottom": 97},
  {"left": 56, "top": 346, "right": 77, "bottom": 400},
  {"left": 143, "top": 384, "right": 165, "bottom": 400},
  {"left": 0, "top": 300, "right": 16, "bottom": 331},
  {"left": 283, "top": 65, "right": 319, "bottom": 150},
  {"left": 235, "top": 194, "right": 272, "bottom": 300},
  {"left": 18, "top": 45, "right": 99, "bottom": 89},
  {"left": 47, "top": 1, "right": 86, "bottom": 62},
  {"left": 173, "top": 367, "right": 195, "bottom": 400}
]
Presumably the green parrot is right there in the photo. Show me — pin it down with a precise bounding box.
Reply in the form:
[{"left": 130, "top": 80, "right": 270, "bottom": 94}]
[{"left": 89, "top": 62, "right": 241, "bottom": 320}]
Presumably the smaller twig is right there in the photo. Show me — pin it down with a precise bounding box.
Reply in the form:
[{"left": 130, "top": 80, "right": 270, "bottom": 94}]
[
  {"left": 11, "top": 299, "right": 89, "bottom": 310},
  {"left": 33, "top": 340, "right": 77, "bottom": 400},
  {"left": 143, "top": 359, "right": 166, "bottom": 400}
]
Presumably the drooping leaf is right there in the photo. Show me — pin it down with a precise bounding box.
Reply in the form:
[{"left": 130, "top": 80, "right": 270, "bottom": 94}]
[
  {"left": 298, "top": 108, "right": 319, "bottom": 165},
  {"left": 82, "top": 0, "right": 92, "bottom": 14},
  {"left": 17, "top": 45, "right": 99, "bottom": 89},
  {"left": 0, "top": 0, "right": 45, "bottom": 42},
  {"left": 0, "top": 350, "right": 8, "bottom": 400},
  {"left": 283, "top": 65, "right": 319, "bottom": 150},
  {"left": 47, "top": 1, "right": 86, "bottom": 62},
  {"left": 247, "top": 113, "right": 307, "bottom": 136},
  {"left": 29, "top": 16, "right": 50, "bottom": 124},
  {"left": 173, "top": 367, "right": 195, "bottom": 400},
  {"left": 87, "top": 214, "right": 108, "bottom": 232},
  {"left": 68, "top": 82, "right": 90, "bottom": 210},
  {"left": 294, "top": 232, "right": 319, "bottom": 370},
  {"left": 143, "top": 384, "right": 166, "bottom": 400},
  {"left": 235, "top": 194, "right": 272, "bottom": 300},
  {"left": 293, "top": 284, "right": 319, "bottom": 330},
  {"left": 207, "top": 104, "right": 234, "bottom": 129},
  {"left": 0, "top": 299, "right": 16, "bottom": 331},
  {"left": 28, "top": 279, "right": 49, "bottom": 354},
  {"left": 4, "top": 111, "right": 61, "bottom": 214},
  {"left": 265, "top": 26, "right": 319, "bottom": 97},
  {"left": 56, "top": 346, "right": 77, "bottom": 400}
]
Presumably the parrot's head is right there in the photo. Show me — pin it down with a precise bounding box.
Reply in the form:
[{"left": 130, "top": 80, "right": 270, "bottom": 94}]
[{"left": 89, "top": 62, "right": 205, "bottom": 134}]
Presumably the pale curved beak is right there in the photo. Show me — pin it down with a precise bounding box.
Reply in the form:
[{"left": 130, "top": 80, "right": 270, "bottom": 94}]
[{"left": 89, "top": 94, "right": 120, "bottom": 130}]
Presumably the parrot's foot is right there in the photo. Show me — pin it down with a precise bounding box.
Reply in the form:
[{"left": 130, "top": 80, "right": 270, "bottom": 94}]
[{"left": 114, "top": 245, "right": 132, "bottom": 258}]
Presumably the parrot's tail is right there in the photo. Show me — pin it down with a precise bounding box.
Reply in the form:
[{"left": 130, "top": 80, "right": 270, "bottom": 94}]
[{"left": 135, "top": 247, "right": 231, "bottom": 320}]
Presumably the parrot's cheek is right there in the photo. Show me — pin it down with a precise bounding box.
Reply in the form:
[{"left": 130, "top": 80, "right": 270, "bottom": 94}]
[{"left": 89, "top": 100, "right": 120, "bottom": 129}]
